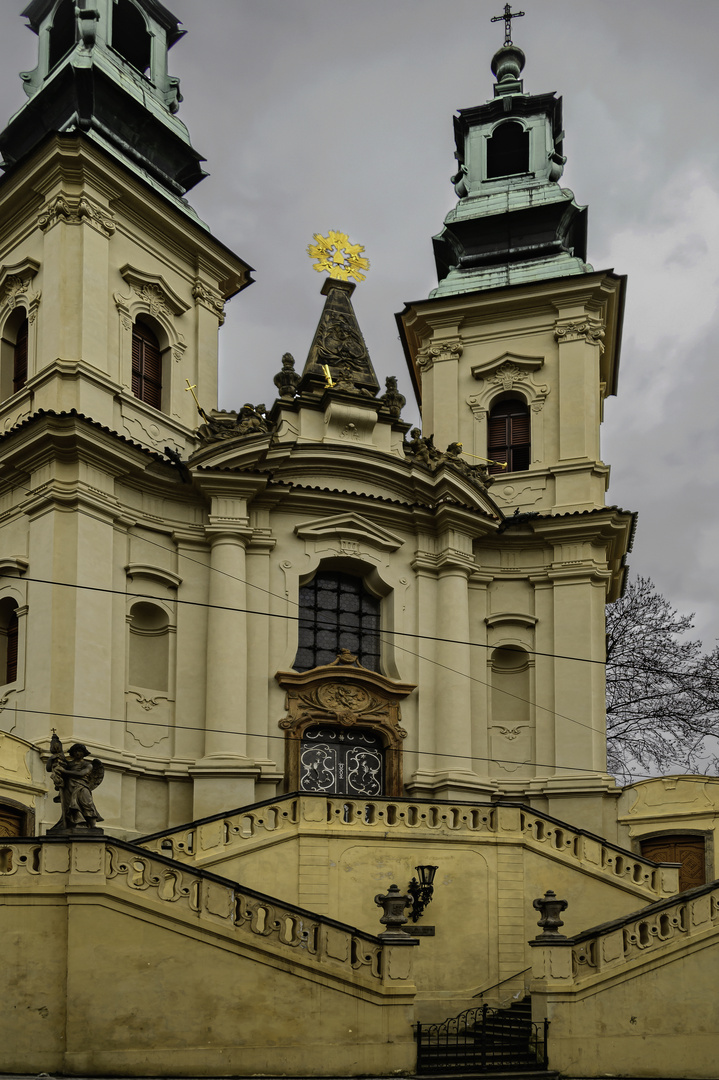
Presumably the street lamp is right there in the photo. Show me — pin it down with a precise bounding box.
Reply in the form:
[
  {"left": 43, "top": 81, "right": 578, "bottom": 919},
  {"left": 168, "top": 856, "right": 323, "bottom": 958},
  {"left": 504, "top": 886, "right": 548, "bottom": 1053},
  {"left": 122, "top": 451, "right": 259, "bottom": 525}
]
[{"left": 408, "top": 864, "right": 438, "bottom": 922}]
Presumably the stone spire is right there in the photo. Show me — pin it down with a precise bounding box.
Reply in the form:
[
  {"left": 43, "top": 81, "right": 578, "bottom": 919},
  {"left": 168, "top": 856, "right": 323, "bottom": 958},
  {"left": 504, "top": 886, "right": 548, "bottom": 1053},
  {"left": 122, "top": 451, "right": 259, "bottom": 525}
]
[
  {"left": 430, "top": 28, "right": 591, "bottom": 295},
  {"left": 297, "top": 278, "right": 380, "bottom": 398},
  {"left": 0, "top": 0, "right": 206, "bottom": 202}
]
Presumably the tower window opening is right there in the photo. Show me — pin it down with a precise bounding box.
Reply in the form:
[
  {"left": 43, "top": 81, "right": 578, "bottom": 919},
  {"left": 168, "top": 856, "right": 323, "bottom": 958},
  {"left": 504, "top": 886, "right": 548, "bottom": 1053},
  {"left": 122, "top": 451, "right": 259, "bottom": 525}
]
[
  {"left": 48, "top": 0, "right": 77, "bottom": 72},
  {"left": 487, "top": 121, "right": 529, "bottom": 179},
  {"left": 295, "top": 571, "right": 381, "bottom": 672},
  {"left": 132, "top": 320, "right": 163, "bottom": 409},
  {"left": 112, "top": 0, "right": 152, "bottom": 76},
  {"left": 488, "top": 398, "right": 530, "bottom": 473},
  {"left": 13, "top": 319, "right": 28, "bottom": 394}
]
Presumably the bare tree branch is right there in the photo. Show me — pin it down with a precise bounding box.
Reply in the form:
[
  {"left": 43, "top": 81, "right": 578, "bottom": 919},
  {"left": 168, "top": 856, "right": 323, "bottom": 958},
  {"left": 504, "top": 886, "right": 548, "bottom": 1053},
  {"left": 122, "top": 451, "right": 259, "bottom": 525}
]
[{"left": 605, "top": 576, "right": 719, "bottom": 783}]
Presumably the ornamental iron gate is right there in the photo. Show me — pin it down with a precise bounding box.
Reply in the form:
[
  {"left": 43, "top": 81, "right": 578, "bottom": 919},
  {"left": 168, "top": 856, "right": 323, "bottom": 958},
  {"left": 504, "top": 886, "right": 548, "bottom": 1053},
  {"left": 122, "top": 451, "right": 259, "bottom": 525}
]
[
  {"left": 300, "top": 725, "right": 384, "bottom": 797},
  {"left": 416, "top": 1000, "right": 549, "bottom": 1074}
]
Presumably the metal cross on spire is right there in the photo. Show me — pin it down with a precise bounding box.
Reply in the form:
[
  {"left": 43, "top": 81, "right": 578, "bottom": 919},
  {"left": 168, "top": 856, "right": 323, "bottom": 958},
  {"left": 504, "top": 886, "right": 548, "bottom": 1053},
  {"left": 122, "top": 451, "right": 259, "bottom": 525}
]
[{"left": 491, "top": 3, "right": 525, "bottom": 46}]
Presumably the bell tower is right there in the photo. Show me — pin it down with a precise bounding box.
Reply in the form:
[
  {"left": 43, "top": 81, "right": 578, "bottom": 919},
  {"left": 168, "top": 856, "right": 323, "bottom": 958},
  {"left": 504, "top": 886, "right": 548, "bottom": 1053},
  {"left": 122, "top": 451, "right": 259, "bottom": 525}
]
[
  {"left": 397, "top": 15, "right": 635, "bottom": 829},
  {"left": 0, "top": 0, "right": 251, "bottom": 454}
]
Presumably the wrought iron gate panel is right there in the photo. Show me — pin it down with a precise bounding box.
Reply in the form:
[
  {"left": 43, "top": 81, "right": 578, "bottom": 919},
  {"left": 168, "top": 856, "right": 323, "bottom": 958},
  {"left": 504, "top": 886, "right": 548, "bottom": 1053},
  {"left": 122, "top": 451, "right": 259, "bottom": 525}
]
[
  {"left": 416, "top": 1002, "right": 549, "bottom": 1074},
  {"left": 300, "top": 726, "right": 384, "bottom": 797}
]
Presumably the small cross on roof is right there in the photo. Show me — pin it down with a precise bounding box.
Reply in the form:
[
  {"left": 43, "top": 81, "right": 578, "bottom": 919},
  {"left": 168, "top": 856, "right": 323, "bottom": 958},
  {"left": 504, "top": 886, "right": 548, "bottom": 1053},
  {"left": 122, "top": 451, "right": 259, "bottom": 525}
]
[{"left": 491, "top": 3, "right": 525, "bottom": 46}]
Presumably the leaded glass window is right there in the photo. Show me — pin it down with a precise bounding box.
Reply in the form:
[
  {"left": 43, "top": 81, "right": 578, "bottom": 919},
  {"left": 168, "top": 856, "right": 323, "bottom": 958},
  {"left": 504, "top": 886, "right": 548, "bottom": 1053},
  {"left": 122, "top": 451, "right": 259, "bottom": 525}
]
[{"left": 294, "top": 571, "right": 381, "bottom": 672}]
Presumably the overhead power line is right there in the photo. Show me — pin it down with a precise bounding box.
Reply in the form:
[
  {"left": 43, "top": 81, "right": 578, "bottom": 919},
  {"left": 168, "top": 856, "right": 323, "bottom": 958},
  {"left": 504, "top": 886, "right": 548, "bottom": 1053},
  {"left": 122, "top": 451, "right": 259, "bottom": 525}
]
[{"left": 9, "top": 703, "right": 658, "bottom": 781}]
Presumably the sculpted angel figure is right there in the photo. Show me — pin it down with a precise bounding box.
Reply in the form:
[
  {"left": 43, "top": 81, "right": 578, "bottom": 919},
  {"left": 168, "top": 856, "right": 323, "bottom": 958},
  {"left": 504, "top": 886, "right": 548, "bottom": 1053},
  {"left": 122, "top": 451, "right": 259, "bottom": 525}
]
[{"left": 47, "top": 733, "right": 104, "bottom": 831}]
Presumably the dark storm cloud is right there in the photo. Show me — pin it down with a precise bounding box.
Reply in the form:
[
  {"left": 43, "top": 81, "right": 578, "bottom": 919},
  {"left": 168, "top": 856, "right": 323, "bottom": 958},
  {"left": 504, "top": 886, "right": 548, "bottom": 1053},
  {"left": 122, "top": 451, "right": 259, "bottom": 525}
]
[{"left": 1, "top": 0, "right": 717, "bottom": 644}]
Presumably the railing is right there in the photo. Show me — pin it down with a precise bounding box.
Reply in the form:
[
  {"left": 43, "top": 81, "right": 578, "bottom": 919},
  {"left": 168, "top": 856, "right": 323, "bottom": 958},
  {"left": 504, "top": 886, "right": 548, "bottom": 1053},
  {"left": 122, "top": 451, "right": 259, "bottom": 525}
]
[
  {"left": 416, "top": 1002, "right": 549, "bottom": 1074},
  {"left": 474, "top": 966, "right": 532, "bottom": 1003},
  {"left": 0, "top": 837, "right": 402, "bottom": 990},
  {"left": 138, "top": 793, "right": 677, "bottom": 899},
  {"left": 569, "top": 878, "right": 719, "bottom": 982}
]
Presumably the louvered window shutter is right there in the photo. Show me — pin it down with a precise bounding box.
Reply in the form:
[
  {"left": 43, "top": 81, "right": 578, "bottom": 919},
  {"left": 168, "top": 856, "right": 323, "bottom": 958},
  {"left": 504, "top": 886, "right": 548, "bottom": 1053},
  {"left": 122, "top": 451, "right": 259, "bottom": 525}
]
[
  {"left": 487, "top": 413, "right": 510, "bottom": 473},
  {"left": 131, "top": 331, "right": 143, "bottom": 398},
  {"left": 487, "top": 398, "right": 530, "bottom": 473},
  {"left": 5, "top": 612, "right": 18, "bottom": 684},
  {"left": 13, "top": 319, "right": 28, "bottom": 394},
  {"left": 132, "top": 322, "right": 162, "bottom": 408}
]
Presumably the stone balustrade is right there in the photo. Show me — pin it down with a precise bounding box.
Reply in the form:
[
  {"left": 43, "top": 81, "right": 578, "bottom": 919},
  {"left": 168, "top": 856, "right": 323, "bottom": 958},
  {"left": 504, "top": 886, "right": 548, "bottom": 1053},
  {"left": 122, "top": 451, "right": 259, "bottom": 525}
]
[
  {"left": 138, "top": 794, "right": 678, "bottom": 900},
  {"left": 0, "top": 838, "right": 415, "bottom": 994},
  {"left": 569, "top": 881, "right": 719, "bottom": 982}
]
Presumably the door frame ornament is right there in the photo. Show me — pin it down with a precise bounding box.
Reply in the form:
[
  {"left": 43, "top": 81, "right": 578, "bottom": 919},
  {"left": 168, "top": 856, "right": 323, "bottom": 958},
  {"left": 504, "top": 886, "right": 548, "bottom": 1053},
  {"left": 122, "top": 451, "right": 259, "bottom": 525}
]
[{"left": 276, "top": 650, "right": 415, "bottom": 797}]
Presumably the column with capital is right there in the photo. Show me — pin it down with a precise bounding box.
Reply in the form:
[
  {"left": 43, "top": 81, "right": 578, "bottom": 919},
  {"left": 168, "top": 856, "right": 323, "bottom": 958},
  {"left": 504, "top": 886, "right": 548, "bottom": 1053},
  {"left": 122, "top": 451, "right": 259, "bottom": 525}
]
[
  {"left": 192, "top": 526, "right": 258, "bottom": 816},
  {"left": 434, "top": 559, "right": 480, "bottom": 797}
]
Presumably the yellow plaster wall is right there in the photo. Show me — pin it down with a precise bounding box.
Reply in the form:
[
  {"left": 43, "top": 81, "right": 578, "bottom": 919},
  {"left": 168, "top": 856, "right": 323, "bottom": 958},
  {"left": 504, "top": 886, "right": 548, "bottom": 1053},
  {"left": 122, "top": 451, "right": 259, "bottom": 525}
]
[
  {"left": 0, "top": 841, "right": 417, "bottom": 1078},
  {"left": 534, "top": 935, "right": 719, "bottom": 1078},
  {"left": 0, "top": 731, "right": 46, "bottom": 825}
]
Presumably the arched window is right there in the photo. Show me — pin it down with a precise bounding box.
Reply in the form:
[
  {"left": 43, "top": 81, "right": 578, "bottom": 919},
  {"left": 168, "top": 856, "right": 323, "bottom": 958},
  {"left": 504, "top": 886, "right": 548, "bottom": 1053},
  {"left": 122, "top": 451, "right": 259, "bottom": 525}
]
[
  {"left": 132, "top": 320, "right": 163, "bottom": 408},
  {"left": 294, "top": 571, "right": 381, "bottom": 672},
  {"left": 488, "top": 397, "right": 530, "bottom": 474},
  {"left": 0, "top": 599, "right": 19, "bottom": 685},
  {"left": 128, "top": 602, "right": 169, "bottom": 691},
  {"left": 487, "top": 121, "right": 530, "bottom": 179},
  {"left": 13, "top": 318, "right": 28, "bottom": 394},
  {"left": 112, "top": 0, "right": 152, "bottom": 75},
  {"left": 48, "top": 0, "right": 77, "bottom": 72}
]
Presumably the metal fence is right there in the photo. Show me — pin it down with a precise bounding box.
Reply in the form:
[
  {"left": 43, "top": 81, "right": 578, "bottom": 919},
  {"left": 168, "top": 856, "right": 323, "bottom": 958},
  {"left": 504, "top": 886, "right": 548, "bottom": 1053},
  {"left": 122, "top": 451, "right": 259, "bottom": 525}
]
[{"left": 416, "top": 1001, "right": 549, "bottom": 1074}]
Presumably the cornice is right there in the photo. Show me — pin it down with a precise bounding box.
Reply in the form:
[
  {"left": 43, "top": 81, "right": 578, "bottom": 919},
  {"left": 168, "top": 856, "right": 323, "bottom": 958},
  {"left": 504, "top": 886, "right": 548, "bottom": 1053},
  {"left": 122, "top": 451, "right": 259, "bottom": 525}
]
[{"left": 125, "top": 564, "right": 183, "bottom": 590}]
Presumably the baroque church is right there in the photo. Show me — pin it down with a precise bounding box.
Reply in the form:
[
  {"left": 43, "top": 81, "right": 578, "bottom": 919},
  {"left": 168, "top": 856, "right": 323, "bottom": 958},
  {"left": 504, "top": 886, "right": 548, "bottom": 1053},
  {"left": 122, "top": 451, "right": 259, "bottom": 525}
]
[{"left": 1, "top": 2, "right": 718, "bottom": 1077}]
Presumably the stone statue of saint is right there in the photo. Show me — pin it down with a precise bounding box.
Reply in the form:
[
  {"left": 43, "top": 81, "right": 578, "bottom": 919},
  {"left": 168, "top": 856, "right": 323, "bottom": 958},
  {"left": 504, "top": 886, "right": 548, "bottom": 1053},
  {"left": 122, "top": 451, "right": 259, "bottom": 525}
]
[{"left": 46, "top": 734, "right": 104, "bottom": 833}]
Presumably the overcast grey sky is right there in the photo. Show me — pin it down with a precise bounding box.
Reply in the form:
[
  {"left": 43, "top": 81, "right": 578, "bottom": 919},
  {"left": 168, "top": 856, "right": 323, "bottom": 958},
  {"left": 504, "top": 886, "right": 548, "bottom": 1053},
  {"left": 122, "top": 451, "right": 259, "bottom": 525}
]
[{"left": 2, "top": 1, "right": 718, "bottom": 647}]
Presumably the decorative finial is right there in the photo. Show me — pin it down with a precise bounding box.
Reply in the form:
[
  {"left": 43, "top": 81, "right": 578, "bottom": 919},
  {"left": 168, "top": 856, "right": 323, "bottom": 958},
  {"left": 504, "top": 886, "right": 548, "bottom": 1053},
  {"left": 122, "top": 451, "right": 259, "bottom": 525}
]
[
  {"left": 307, "top": 231, "right": 370, "bottom": 283},
  {"left": 491, "top": 3, "right": 525, "bottom": 46}
]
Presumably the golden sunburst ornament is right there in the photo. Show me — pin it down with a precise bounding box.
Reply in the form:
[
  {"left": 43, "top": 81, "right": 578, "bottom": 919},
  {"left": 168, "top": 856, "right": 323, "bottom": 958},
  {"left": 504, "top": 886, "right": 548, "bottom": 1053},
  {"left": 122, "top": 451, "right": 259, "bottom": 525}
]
[{"left": 307, "top": 230, "right": 370, "bottom": 283}]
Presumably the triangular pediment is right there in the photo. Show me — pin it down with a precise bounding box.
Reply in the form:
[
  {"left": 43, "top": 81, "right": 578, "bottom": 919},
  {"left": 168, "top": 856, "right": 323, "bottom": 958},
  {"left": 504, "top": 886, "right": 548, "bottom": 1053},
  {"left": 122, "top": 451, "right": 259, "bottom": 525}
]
[{"left": 294, "top": 513, "right": 404, "bottom": 552}]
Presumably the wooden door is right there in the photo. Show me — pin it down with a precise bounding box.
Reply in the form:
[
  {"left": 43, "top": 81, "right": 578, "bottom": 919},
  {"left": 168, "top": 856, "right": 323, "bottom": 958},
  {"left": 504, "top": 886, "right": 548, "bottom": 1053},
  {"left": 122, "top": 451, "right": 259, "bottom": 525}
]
[
  {"left": 640, "top": 835, "right": 705, "bottom": 891},
  {"left": 0, "top": 803, "right": 25, "bottom": 838}
]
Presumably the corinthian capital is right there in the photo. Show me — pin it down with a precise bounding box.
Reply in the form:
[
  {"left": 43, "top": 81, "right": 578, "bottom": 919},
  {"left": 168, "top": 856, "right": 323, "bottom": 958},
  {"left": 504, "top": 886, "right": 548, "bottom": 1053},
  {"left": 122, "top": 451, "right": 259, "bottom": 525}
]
[{"left": 417, "top": 338, "right": 463, "bottom": 371}]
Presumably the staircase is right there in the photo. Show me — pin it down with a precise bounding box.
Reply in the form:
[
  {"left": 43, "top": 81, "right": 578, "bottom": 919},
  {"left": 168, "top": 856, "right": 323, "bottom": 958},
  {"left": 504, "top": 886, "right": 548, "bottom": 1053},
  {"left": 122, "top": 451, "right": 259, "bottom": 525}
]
[{"left": 416, "top": 998, "right": 554, "bottom": 1076}]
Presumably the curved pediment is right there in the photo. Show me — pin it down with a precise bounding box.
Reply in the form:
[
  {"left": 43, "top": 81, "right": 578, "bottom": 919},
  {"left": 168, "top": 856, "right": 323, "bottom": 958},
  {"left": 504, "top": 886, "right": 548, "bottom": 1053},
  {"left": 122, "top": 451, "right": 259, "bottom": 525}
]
[{"left": 470, "top": 350, "right": 545, "bottom": 382}]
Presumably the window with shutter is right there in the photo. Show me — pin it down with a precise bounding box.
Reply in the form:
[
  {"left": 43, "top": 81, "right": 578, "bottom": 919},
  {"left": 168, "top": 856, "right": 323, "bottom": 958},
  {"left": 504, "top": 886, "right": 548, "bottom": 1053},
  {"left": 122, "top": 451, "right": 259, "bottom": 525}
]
[
  {"left": 13, "top": 319, "right": 28, "bottom": 394},
  {"left": 0, "top": 599, "right": 19, "bottom": 686},
  {"left": 294, "top": 571, "right": 381, "bottom": 672},
  {"left": 488, "top": 398, "right": 531, "bottom": 474},
  {"left": 5, "top": 611, "right": 17, "bottom": 684},
  {"left": 132, "top": 322, "right": 163, "bottom": 408}
]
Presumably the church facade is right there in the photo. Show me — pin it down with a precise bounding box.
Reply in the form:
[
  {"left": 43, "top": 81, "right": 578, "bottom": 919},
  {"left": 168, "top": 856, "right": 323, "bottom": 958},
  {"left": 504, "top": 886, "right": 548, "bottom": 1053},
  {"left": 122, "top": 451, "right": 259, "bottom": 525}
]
[{"left": 1, "top": 2, "right": 718, "bottom": 1077}]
